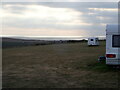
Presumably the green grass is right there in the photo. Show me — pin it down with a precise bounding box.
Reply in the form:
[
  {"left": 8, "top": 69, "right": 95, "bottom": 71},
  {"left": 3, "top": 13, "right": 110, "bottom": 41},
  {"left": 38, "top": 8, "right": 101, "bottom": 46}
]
[{"left": 2, "top": 41, "right": 120, "bottom": 88}]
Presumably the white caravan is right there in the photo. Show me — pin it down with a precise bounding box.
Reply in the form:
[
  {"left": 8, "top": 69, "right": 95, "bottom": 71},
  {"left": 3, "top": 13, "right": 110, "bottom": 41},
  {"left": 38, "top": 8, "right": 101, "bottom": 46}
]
[
  {"left": 106, "top": 24, "right": 120, "bottom": 65},
  {"left": 88, "top": 37, "right": 99, "bottom": 46}
]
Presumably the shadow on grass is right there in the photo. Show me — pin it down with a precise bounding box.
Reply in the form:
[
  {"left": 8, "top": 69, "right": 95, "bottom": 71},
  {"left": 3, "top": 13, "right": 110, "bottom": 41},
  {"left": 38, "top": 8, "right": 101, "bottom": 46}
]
[
  {"left": 70, "top": 61, "right": 118, "bottom": 72},
  {"left": 85, "top": 61, "right": 119, "bottom": 72}
]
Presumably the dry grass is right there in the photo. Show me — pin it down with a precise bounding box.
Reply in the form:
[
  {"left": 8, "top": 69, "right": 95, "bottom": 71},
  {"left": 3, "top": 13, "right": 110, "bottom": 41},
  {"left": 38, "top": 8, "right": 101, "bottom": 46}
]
[{"left": 2, "top": 41, "right": 120, "bottom": 88}]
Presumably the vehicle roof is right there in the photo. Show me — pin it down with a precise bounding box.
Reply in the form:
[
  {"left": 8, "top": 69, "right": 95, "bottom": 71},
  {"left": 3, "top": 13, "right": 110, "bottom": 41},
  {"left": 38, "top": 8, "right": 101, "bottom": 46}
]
[{"left": 106, "top": 24, "right": 119, "bottom": 33}]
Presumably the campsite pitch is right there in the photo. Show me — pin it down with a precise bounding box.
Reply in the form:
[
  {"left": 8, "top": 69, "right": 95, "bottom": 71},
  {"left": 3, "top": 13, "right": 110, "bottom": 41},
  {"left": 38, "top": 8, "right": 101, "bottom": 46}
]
[{"left": 2, "top": 41, "right": 120, "bottom": 88}]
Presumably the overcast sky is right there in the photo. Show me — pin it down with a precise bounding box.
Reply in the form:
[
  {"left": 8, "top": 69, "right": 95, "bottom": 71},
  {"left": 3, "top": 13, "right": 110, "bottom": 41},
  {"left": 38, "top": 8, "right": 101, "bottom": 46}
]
[{"left": 1, "top": 2, "right": 118, "bottom": 37}]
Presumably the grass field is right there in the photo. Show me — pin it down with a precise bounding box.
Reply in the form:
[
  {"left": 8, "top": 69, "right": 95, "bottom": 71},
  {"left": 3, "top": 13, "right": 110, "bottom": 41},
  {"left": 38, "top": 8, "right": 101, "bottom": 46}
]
[{"left": 2, "top": 41, "right": 120, "bottom": 88}]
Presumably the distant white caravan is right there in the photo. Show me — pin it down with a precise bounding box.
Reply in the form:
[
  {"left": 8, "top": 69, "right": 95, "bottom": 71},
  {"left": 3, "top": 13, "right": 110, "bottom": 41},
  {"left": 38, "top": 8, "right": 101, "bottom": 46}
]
[{"left": 88, "top": 37, "right": 99, "bottom": 46}]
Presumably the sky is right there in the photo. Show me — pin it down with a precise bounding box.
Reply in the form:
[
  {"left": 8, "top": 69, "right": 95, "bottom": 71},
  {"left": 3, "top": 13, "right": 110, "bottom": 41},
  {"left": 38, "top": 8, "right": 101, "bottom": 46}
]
[
  {"left": 1, "top": 1, "right": 119, "bottom": 38},
  {"left": 1, "top": 0, "right": 120, "bottom": 2}
]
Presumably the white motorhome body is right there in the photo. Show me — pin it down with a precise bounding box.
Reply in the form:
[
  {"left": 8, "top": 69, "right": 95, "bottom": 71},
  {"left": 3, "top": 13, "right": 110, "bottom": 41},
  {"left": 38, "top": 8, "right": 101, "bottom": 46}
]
[
  {"left": 88, "top": 37, "right": 99, "bottom": 46},
  {"left": 106, "top": 24, "right": 120, "bottom": 65}
]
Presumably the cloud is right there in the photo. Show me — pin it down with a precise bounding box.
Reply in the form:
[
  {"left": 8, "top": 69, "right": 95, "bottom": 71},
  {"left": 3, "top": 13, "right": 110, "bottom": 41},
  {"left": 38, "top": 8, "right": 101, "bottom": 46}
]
[
  {"left": 2, "top": 4, "right": 28, "bottom": 15},
  {"left": 2, "top": 2, "right": 118, "bottom": 37},
  {"left": 2, "top": 0, "right": 119, "bottom": 2}
]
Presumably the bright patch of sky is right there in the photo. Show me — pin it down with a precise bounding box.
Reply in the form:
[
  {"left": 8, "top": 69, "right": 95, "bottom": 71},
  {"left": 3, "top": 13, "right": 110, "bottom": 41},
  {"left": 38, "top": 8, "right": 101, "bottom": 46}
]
[{"left": 1, "top": 2, "right": 118, "bottom": 38}]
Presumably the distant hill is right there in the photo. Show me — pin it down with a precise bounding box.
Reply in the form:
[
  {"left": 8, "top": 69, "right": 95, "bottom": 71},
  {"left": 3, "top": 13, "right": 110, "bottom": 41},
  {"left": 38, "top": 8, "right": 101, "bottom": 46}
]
[
  {"left": 2, "top": 37, "right": 48, "bottom": 48},
  {"left": 2, "top": 37, "right": 45, "bottom": 43},
  {"left": 1, "top": 37, "right": 104, "bottom": 48}
]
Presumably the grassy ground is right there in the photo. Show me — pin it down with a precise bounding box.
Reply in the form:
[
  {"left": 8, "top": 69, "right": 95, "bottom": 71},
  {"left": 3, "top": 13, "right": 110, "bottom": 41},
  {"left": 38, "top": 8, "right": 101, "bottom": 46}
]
[{"left": 2, "top": 41, "right": 120, "bottom": 88}]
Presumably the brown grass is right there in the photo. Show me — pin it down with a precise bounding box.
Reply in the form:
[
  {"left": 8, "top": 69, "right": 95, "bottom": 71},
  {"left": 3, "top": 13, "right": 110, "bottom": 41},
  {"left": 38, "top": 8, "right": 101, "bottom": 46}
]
[{"left": 2, "top": 41, "right": 120, "bottom": 88}]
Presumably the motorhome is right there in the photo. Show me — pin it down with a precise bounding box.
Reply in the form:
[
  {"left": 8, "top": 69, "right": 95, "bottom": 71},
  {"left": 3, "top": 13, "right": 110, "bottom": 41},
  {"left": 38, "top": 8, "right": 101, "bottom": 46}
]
[
  {"left": 88, "top": 37, "right": 99, "bottom": 46},
  {"left": 106, "top": 24, "right": 120, "bottom": 65}
]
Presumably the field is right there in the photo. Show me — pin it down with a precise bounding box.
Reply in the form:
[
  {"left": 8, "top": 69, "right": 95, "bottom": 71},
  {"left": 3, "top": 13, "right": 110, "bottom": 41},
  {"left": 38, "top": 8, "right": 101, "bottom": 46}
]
[{"left": 2, "top": 41, "right": 120, "bottom": 88}]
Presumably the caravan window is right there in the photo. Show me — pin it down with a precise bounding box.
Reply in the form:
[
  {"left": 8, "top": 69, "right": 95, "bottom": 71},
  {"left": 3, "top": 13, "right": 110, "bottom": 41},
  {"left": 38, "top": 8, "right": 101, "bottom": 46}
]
[
  {"left": 91, "top": 39, "right": 93, "bottom": 41},
  {"left": 112, "top": 35, "right": 120, "bottom": 47}
]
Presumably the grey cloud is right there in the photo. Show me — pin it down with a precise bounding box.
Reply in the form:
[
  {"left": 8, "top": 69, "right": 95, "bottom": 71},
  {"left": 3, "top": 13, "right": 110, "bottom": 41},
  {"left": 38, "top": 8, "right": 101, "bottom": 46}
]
[
  {"left": 2, "top": 3, "right": 28, "bottom": 14},
  {"left": 38, "top": 2, "right": 118, "bottom": 24},
  {"left": 2, "top": 2, "right": 118, "bottom": 37},
  {"left": 79, "top": 12, "right": 118, "bottom": 24},
  {"left": 3, "top": 17, "right": 105, "bottom": 31},
  {"left": 2, "top": 2, "right": 118, "bottom": 13},
  {"left": 37, "top": 2, "right": 118, "bottom": 9}
]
